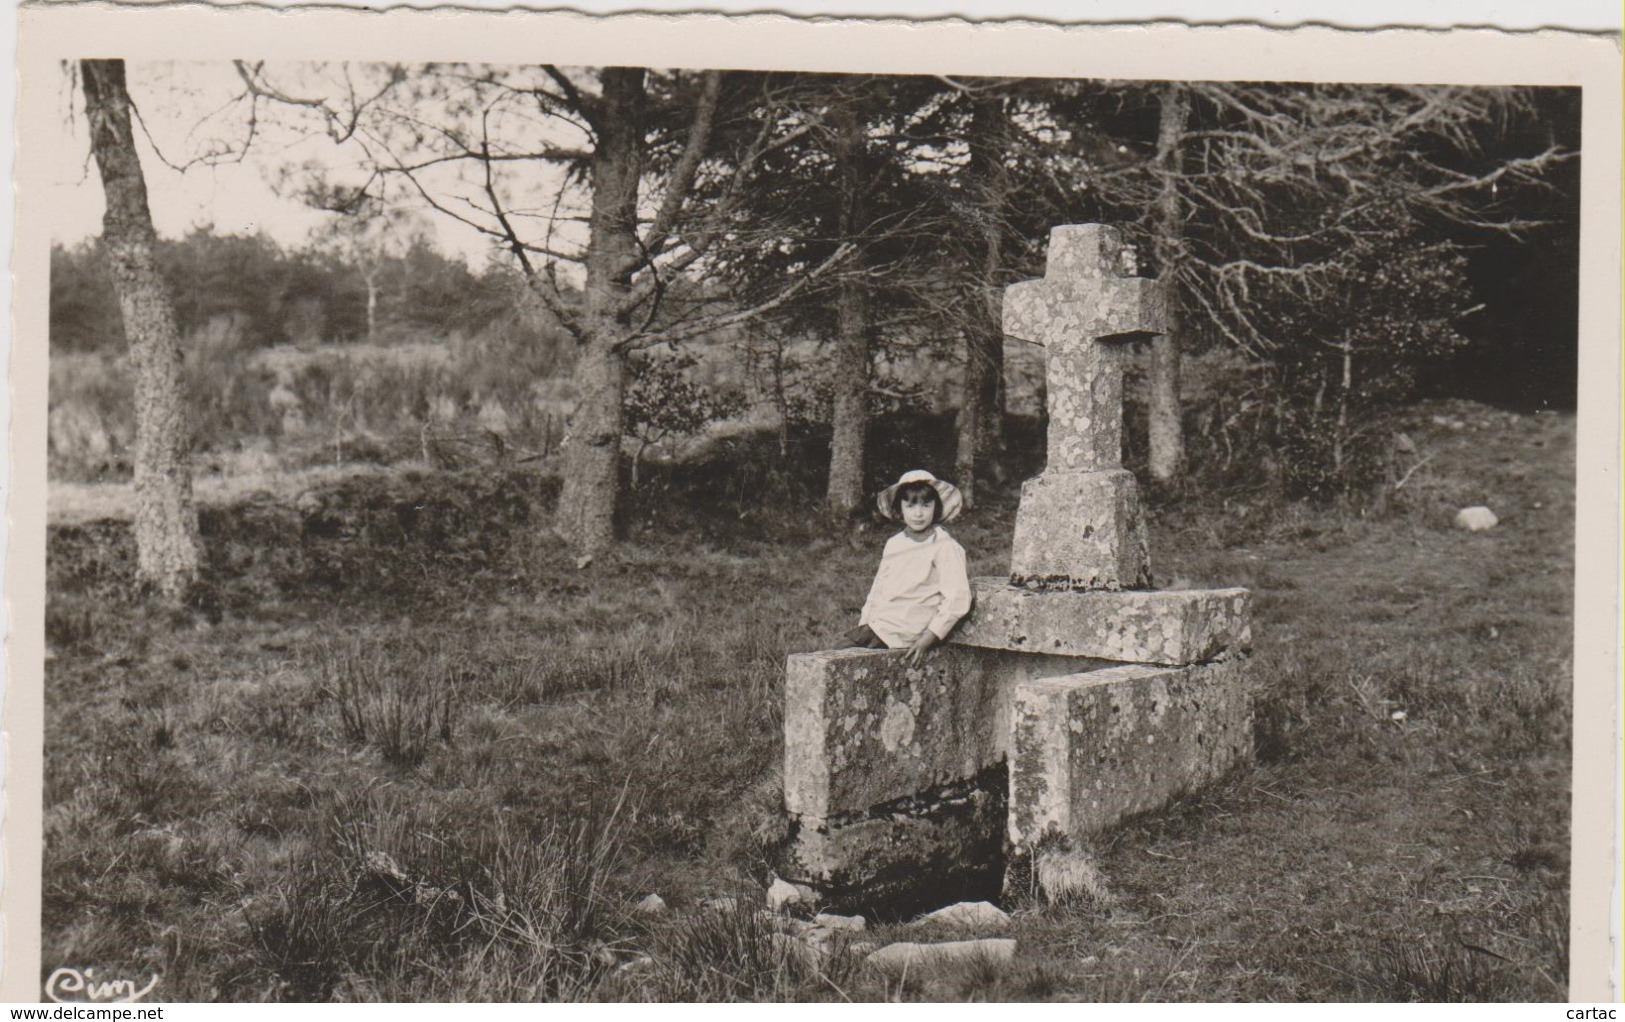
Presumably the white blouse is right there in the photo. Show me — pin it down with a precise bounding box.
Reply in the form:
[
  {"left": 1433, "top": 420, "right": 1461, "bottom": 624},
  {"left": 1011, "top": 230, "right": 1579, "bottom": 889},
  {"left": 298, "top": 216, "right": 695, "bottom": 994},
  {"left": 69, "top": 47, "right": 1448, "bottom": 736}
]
[{"left": 858, "top": 526, "right": 973, "bottom": 648}]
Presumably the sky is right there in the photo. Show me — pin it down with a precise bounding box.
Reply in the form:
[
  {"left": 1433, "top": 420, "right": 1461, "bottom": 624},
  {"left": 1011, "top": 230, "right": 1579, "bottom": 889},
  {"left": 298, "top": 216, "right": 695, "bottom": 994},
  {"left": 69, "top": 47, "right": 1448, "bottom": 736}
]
[{"left": 46, "top": 62, "right": 516, "bottom": 267}]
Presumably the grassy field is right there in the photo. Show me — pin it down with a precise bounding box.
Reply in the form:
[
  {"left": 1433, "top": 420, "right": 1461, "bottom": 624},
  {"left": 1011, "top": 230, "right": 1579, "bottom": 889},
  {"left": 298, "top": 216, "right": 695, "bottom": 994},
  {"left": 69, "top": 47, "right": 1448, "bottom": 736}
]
[{"left": 41, "top": 399, "right": 1573, "bottom": 1001}]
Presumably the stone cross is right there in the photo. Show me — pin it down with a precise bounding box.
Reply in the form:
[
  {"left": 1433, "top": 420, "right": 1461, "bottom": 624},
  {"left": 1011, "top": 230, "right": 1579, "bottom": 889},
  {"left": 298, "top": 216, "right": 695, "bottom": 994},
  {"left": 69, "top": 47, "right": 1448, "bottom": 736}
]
[
  {"left": 1004, "top": 225, "right": 1167, "bottom": 472},
  {"left": 1003, "top": 225, "right": 1166, "bottom": 590}
]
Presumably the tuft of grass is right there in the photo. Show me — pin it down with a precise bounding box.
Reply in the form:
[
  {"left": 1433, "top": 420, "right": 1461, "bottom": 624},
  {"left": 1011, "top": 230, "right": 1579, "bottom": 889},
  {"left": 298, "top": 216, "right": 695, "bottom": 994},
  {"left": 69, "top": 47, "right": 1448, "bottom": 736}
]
[
  {"left": 1360, "top": 944, "right": 1525, "bottom": 1002},
  {"left": 634, "top": 896, "right": 820, "bottom": 1002},
  {"left": 320, "top": 641, "right": 458, "bottom": 767},
  {"left": 1003, "top": 837, "right": 1116, "bottom": 914},
  {"left": 243, "top": 860, "right": 356, "bottom": 1001}
]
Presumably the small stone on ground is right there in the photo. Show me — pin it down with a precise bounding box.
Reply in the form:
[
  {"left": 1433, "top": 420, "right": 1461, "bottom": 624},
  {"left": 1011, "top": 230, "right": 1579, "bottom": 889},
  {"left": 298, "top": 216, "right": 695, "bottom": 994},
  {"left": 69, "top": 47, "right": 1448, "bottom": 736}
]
[
  {"left": 864, "top": 938, "right": 1017, "bottom": 975},
  {"left": 1455, "top": 506, "right": 1499, "bottom": 531},
  {"left": 910, "top": 901, "right": 1010, "bottom": 931},
  {"left": 766, "top": 877, "right": 817, "bottom": 912},
  {"left": 813, "top": 912, "right": 867, "bottom": 932},
  {"left": 634, "top": 893, "right": 668, "bottom": 916}
]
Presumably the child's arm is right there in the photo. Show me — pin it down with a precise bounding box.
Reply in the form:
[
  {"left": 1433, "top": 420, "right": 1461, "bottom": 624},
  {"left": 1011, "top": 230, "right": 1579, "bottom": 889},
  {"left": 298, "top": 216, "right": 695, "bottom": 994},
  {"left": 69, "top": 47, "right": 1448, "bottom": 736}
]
[
  {"left": 924, "top": 539, "right": 973, "bottom": 640},
  {"left": 857, "top": 544, "right": 887, "bottom": 629},
  {"left": 905, "top": 540, "right": 972, "bottom": 667}
]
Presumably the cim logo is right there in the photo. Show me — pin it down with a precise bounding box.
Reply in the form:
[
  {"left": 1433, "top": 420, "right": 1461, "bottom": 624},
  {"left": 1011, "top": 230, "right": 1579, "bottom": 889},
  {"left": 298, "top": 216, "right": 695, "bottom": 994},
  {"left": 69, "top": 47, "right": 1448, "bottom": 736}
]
[{"left": 43, "top": 968, "right": 159, "bottom": 1004}]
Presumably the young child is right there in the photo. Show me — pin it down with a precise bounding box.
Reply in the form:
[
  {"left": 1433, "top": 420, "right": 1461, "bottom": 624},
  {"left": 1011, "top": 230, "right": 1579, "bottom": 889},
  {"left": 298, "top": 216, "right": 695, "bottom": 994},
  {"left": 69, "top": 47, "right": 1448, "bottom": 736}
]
[{"left": 844, "top": 469, "right": 973, "bottom": 666}]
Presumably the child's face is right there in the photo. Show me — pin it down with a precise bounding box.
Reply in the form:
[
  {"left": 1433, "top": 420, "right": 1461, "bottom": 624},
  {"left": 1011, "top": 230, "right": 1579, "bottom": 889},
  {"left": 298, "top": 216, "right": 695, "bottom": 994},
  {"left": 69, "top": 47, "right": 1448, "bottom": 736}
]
[{"left": 899, "top": 492, "right": 937, "bottom": 534}]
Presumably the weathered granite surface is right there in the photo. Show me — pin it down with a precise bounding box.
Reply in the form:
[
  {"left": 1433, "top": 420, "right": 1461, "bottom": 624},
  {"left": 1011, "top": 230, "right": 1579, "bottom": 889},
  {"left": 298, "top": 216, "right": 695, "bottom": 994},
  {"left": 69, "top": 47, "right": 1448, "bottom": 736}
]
[
  {"left": 1008, "top": 469, "right": 1151, "bottom": 590},
  {"left": 1008, "top": 659, "right": 1252, "bottom": 846},
  {"left": 1004, "top": 225, "right": 1169, "bottom": 475},
  {"left": 1028, "top": 221, "right": 1141, "bottom": 284},
  {"left": 1001, "top": 225, "right": 1175, "bottom": 591},
  {"left": 783, "top": 646, "right": 1101, "bottom": 820},
  {"left": 955, "top": 579, "right": 1252, "bottom": 665}
]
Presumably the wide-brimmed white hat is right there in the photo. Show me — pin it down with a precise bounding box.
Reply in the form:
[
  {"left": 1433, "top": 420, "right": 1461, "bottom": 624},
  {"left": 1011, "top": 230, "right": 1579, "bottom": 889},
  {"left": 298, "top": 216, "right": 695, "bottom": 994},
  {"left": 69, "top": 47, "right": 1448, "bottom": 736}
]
[{"left": 877, "top": 469, "right": 964, "bottom": 524}]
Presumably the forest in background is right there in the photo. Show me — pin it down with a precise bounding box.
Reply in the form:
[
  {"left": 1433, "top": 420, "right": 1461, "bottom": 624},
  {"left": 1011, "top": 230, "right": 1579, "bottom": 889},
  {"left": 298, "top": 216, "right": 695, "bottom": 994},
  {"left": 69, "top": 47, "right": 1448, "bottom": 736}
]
[{"left": 47, "top": 71, "right": 1581, "bottom": 550}]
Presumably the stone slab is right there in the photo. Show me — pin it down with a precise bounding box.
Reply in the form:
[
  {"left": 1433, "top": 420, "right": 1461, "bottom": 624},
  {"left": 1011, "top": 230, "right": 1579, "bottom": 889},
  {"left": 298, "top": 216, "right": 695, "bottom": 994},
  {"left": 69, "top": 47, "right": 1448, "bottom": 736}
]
[
  {"left": 1009, "top": 470, "right": 1151, "bottom": 590},
  {"left": 954, "top": 579, "right": 1252, "bottom": 666},
  {"left": 1008, "top": 659, "right": 1252, "bottom": 846},
  {"left": 784, "top": 645, "right": 1103, "bottom": 821}
]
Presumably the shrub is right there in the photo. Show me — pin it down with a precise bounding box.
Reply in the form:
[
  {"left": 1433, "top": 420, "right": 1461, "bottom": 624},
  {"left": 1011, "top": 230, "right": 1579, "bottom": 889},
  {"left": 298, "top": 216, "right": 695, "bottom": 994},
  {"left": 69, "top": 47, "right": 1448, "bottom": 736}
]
[
  {"left": 48, "top": 354, "right": 135, "bottom": 482},
  {"left": 624, "top": 351, "right": 747, "bottom": 489}
]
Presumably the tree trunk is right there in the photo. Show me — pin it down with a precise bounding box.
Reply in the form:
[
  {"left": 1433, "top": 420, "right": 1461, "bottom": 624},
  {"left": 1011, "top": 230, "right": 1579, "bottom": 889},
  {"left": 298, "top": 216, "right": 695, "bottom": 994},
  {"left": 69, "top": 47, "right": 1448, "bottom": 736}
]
[
  {"left": 955, "top": 93, "right": 1010, "bottom": 507},
  {"left": 825, "top": 100, "right": 869, "bottom": 517},
  {"left": 81, "top": 59, "right": 200, "bottom": 602},
  {"left": 955, "top": 327, "right": 987, "bottom": 508},
  {"left": 1334, "top": 330, "right": 1353, "bottom": 482},
  {"left": 363, "top": 267, "right": 379, "bottom": 344},
  {"left": 771, "top": 336, "right": 791, "bottom": 460},
  {"left": 1148, "top": 82, "right": 1189, "bottom": 485},
  {"left": 556, "top": 67, "right": 644, "bottom": 558}
]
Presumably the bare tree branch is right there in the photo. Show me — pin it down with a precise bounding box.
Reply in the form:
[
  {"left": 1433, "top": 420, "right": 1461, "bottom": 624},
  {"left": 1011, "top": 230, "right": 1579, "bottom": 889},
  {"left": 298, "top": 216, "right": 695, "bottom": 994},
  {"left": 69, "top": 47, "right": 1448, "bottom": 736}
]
[
  {"left": 541, "top": 65, "right": 594, "bottom": 128},
  {"left": 472, "top": 110, "right": 582, "bottom": 338},
  {"left": 623, "top": 241, "right": 857, "bottom": 350},
  {"left": 233, "top": 60, "right": 373, "bottom": 144},
  {"left": 632, "top": 70, "right": 722, "bottom": 277}
]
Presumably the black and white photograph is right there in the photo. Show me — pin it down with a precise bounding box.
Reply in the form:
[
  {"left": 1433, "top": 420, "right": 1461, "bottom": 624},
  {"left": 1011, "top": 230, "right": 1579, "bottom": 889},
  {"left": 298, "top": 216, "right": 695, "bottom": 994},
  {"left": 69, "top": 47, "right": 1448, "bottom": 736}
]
[{"left": 10, "top": 6, "right": 1621, "bottom": 1004}]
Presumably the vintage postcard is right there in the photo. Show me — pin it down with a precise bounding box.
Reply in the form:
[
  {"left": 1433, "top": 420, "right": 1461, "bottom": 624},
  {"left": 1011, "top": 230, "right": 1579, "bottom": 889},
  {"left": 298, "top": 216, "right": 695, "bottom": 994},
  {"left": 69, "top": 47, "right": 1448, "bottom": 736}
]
[{"left": 8, "top": 6, "right": 1620, "bottom": 1003}]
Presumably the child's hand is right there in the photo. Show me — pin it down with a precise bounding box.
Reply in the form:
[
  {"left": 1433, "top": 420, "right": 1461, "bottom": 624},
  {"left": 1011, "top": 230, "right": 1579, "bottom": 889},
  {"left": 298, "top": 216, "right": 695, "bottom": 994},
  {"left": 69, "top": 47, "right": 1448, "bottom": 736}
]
[{"left": 904, "top": 630, "right": 938, "bottom": 667}]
